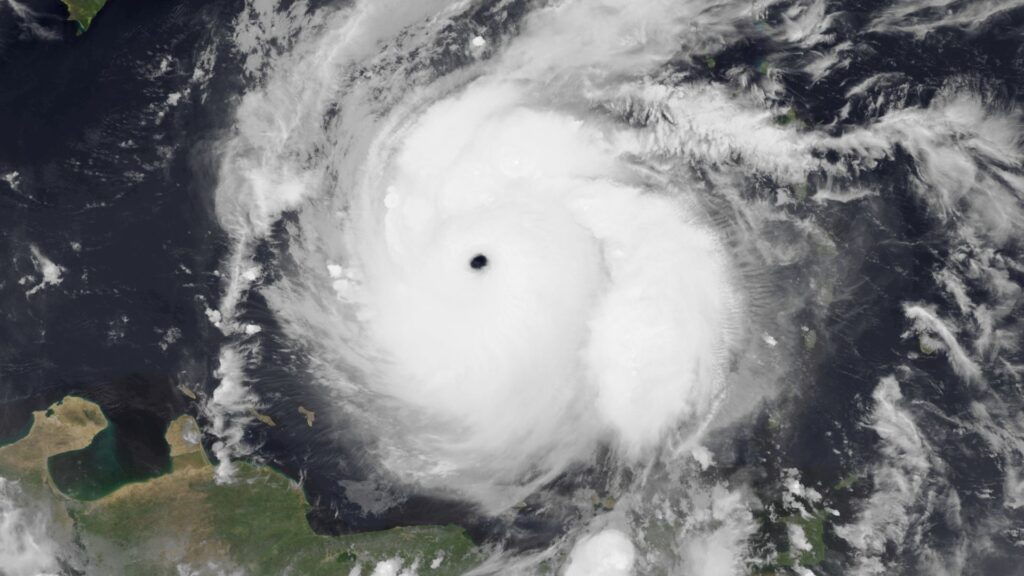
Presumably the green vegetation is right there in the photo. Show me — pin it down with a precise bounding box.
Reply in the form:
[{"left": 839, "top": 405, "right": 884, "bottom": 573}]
[
  {"left": 773, "top": 109, "right": 799, "bottom": 126},
  {"left": 791, "top": 182, "right": 809, "bottom": 202},
  {"left": 61, "top": 0, "right": 108, "bottom": 34},
  {"left": 773, "top": 108, "right": 808, "bottom": 131},
  {"left": 3, "top": 397, "right": 483, "bottom": 575},
  {"left": 776, "top": 511, "right": 828, "bottom": 569},
  {"left": 802, "top": 328, "right": 818, "bottom": 350},
  {"left": 74, "top": 454, "right": 479, "bottom": 575},
  {"left": 204, "top": 464, "right": 478, "bottom": 575},
  {"left": 834, "top": 473, "right": 861, "bottom": 491}
]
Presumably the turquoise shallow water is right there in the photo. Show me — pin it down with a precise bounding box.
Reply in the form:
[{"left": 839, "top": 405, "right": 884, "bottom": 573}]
[{"left": 47, "top": 419, "right": 171, "bottom": 501}]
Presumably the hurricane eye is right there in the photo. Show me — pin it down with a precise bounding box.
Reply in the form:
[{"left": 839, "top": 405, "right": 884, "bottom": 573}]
[{"left": 469, "top": 254, "right": 489, "bottom": 270}]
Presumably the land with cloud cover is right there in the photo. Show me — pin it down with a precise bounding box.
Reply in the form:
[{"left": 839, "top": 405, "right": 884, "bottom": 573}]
[
  {"left": 0, "top": 397, "right": 480, "bottom": 575},
  {"left": 204, "top": 0, "right": 1024, "bottom": 573},
  {"left": 1, "top": 0, "right": 1022, "bottom": 573}
]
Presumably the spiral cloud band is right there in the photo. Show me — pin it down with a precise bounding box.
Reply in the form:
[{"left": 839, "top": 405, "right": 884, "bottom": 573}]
[
  {"left": 213, "top": 0, "right": 750, "bottom": 511},
  {"left": 345, "top": 77, "right": 737, "bottom": 493},
  {"left": 202, "top": 0, "right": 1024, "bottom": 572}
]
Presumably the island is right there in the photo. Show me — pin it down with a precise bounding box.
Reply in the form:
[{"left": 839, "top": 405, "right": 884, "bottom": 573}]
[{"left": 61, "top": 0, "right": 108, "bottom": 34}]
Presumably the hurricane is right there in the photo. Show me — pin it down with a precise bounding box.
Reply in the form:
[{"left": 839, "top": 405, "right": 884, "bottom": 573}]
[
  {"left": 215, "top": 0, "right": 746, "bottom": 502},
  {"left": 203, "top": 0, "right": 1024, "bottom": 573}
]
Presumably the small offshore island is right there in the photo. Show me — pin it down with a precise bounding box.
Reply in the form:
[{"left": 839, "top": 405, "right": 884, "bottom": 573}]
[
  {"left": 61, "top": 0, "right": 108, "bottom": 34},
  {"left": 0, "top": 396, "right": 480, "bottom": 575}
]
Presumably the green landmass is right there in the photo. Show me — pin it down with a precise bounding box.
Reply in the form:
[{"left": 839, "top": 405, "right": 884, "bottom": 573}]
[
  {"left": 802, "top": 328, "right": 818, "bottom": 350},
  {"left": 61, "top": 0, "right": 108, "bottom": 35},
  {"left": 833, "top": 473, "right": 861, "bottom": 491},
  {"left": 0, "top": 396, "right": 482, "bottom": 575},
  {"left": 749, "top": 507, "right": 829, "bottom": 576},
  {"left": 775, "top": 511, "right": 828, "bottom": 568}
]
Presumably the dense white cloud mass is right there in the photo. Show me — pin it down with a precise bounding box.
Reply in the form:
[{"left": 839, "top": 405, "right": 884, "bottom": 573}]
[
  {"left": 835, "top": 377, "right": 932, "bottom": 574},
  {"left": 349, "top": 78, "right": 736, "bottom": 493},
  {"left": 0, "top": 478, "right": 61, "bottom": 576},
  {"left": 563, "top": 529, "right": 636, "bottom": 576},
  {"left": 207, "top": 0, "right": 1024, "bottom": 572},
  {"left": 212, "top": 0, "right": 746, "bottom": 510},
  {"left": 678, "top": 485, "right": 757, "bottom": 576}
]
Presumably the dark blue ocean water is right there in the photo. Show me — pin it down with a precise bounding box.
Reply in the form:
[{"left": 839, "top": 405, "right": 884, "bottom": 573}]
[
  {"left": 0, "top": 0, "right": 234, "bottom": 494},
  {"left": 1, "top": 0, "right": 1023, "bottom": 572}
]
